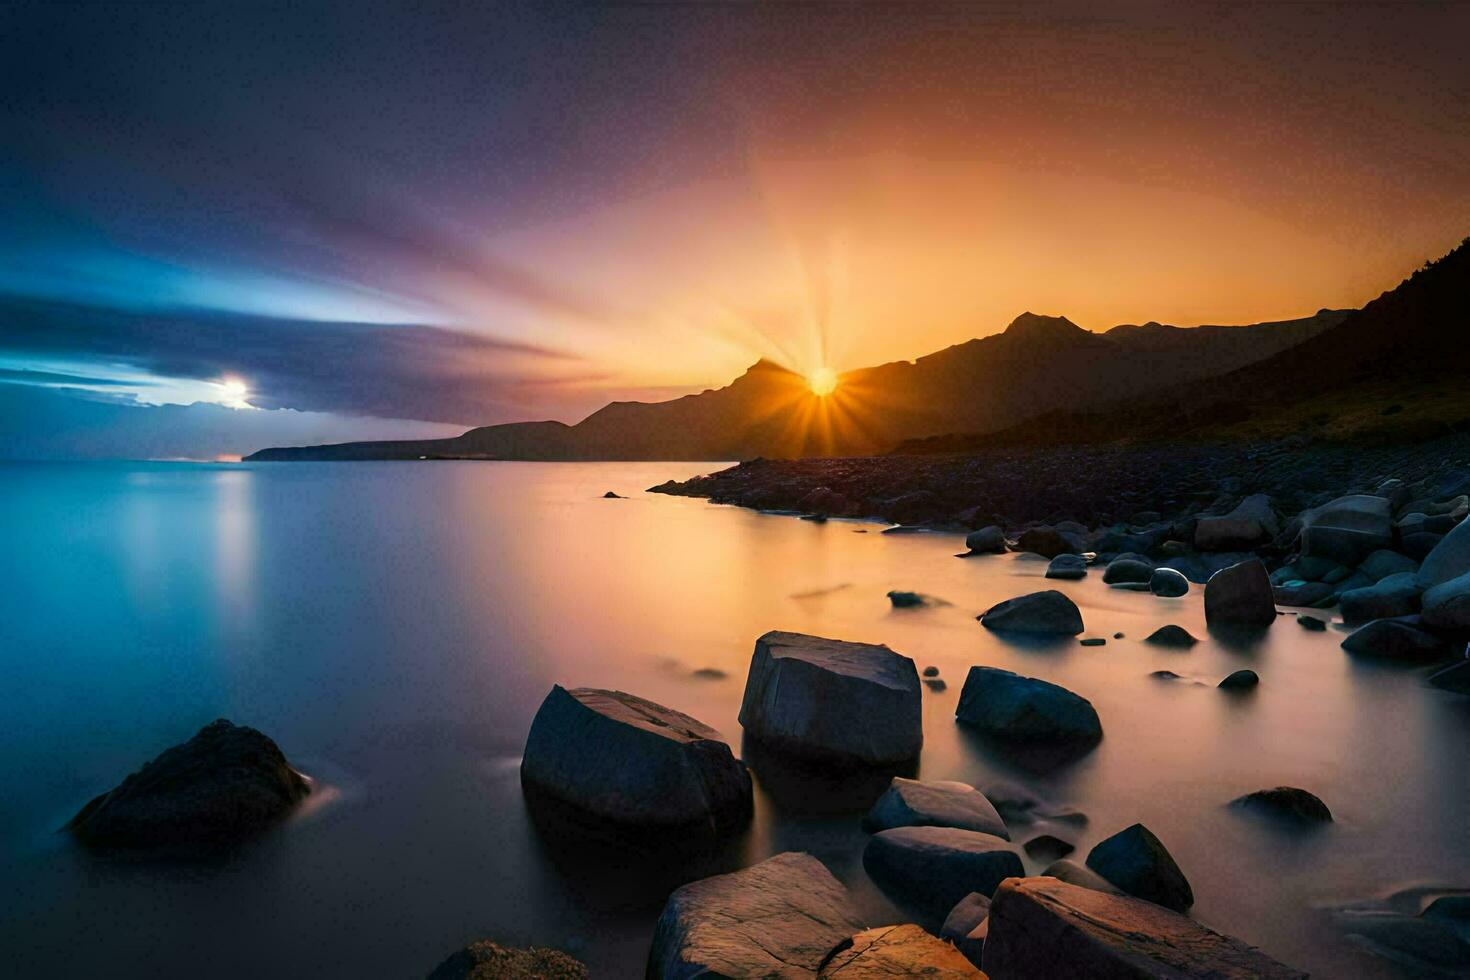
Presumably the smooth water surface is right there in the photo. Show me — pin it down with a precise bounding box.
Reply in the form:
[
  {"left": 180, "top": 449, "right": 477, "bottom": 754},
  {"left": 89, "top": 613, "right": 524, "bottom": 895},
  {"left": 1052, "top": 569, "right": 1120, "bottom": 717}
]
[{"left": 2, "top": 460, "right": 1467, "bottom": 978}]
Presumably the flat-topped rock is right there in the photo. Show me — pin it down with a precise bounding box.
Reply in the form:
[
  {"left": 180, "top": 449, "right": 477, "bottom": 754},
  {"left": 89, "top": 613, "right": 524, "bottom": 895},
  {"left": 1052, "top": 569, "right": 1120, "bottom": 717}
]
[
  {"left": 864, "top": 826, "right": 1024, "bottom": 919},
  {"left": 957, "top": 667, "right": 1102, "bottom": 743},
  {"left": 980, "top": 591, "right": 1084, "bottom": 635},
  {"left": 1204, "top": 559, "right": 1277, "bottom": 631},
  {"left": 648, "top": 852, "right": 865, "bottom": 979},
  {"left": 819, "top": 924, "right": 984, "bottom": 978},
  {"left": 65, "top": 718, "right": 310, "bottom": 856},
  {"left": 864, "top": 777, "right": 1010, "bottom": 839},
  {"left": 426, "top": 940, "right": 588, "bottom": 980},
  {"left": 1085, "top": 823, "right": 1193, "bottom": 912},
  {"left": 982, "top": 877, "right": 1307, "bottom": 978},
  {"left": 521, "top": 686, "right": 751, "bottom": 832},
  {"left": 739, "top": 631, "right": 922, "bottom": 765}
]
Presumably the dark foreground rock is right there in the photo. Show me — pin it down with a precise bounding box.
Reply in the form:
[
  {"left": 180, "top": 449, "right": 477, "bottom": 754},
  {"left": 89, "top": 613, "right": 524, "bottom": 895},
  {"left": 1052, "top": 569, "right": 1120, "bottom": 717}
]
[
  {"left": 65, "top": 718, "right": 309, "bottom": 856},
  {"left": 426, "top": 940, "right": 587, "bottom": 980},
  {"left": 520, "top": 686, "right": 752, "bottom": 833},
  {"left": 1230, "top": 786, "right": 1333, "bottom": 823},
  {"left": 979, "top": 590, "right": 1084, "bottom": 635},
  {"left": 982, "top": 876, "right": 1307, "bottom": 978},
  {"left": 648, "top": 851, "right": 864, "bottom": 979},
  {"left": 864, "top": 826, "right": 1024, "bottom": 920},
  {"left": 957, "top": 666, "right": 1102, "bottom": 743},
  {"left": 739, "top": 631, "right": 922, "bottom": 765},
  {"left": 864, "top": 776, "right": 1010, "bottom": 839},
  {"left": 819, "top": 924, "right": 984, "bottom": 977},
  {"left": 1204, "top": 559, "right": 1277, "bottom": 631},
  {"left": 1085, "top": 823, "right": 1194, "bottom": 912}
]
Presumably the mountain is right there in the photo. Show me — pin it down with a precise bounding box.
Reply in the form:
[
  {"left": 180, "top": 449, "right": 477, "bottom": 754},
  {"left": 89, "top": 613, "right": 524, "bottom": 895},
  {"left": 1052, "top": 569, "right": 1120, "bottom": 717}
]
[{"left": 245, "top": 308, "right": 1348, "bottom": 462}]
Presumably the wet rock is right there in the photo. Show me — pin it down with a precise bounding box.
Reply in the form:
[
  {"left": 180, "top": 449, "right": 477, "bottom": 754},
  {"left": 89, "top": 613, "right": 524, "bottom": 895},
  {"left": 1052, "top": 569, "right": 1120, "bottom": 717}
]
[
  {"left": 1423, "top": 570, "right": 1470, "bottom": 630},
  {"left": 648, "top": 852, "right": 865, "bottom": 979},
  {"left": 1418, "top": 517, "right": 1470, "bottom": 588},
  {"left": 979, "top": 590, "right": 1084, "bottom": 635},
  {"left": 1102, "top": 558, "right": 1153, "bottom": 585},
  {"left": 1341, "top": 617, "right": 1451, "bottom": 662},
  {"left": 1204, "top": 559, "right": 1277, "bottom": 631},
  {"left": 521, "top": 686, "right": 752, "bottom": 833},
  {"left": 1428, "top": 659, "right": 1470, "bottom": 694},
  {"left": 1149, "top": 567, "right": 1190, "bottom": 597},
  {"left": 1024, "top": 834, "right": 1075, "bottom": 862},
  {"left": 887, "top": 590, "right": 925, "bottom": 608},
  {"left": 65, "top": 719, "right": 310, "bottom": 856},
  {"left": 1045, "top": 554, "right": 1087, "bottom": 580},
  {"left": 957, "top": 667, "right": 1102, "bottom": 743},
  {"left": 1218, "top": 669, "right": 1260, "bottom": 691},
  {"left": 426, "top": 940, "right": 588, "bottom": 980},
  {"left": 1230, "top": 787, "right": 1332, "bottom": 823},
  {"left": 982, "top": 877, "right": 1307, "bottom": 978},
  {"left": 820, "top": 923, "right": 984, "bottom": 978},
  {"left": 1195, "top": 494, "right": 1278, "bottom": 552},
  {"left": 964, "top": 525, "right": 1008, "bottom": 554},
  {"left": 1079, "top": 637, "right": 1106, "bottom": 647},
  {"left": 1041, "top": 859, "right": 1123, "bottom": 895},
  {"left": 739, "top": 631, "right": 922, "bottom": 766},
  {"left": 1144, "top": 624, "right": 1198, "bottom": 648},
  {"left": 940, "top": 892, "right": 991, "bottom": 967},
  {"left": 863, "top": 826, "right": 1024, "bottom": 919},
  {"left": 1339, "top": 572, "right": 1422, "bottom": 624},
  {"left": 1300, "top": 494, "right": 1394, "bottom": 566},
  {"left": 864, "top": 777, "right": 1010, "bottom": 839},
  {"left": 1016, "top": 526, "right": 1079, "bottom": 559},
  {"left": 1085, "top": 823, "right": 1193, "bottom": 912}
]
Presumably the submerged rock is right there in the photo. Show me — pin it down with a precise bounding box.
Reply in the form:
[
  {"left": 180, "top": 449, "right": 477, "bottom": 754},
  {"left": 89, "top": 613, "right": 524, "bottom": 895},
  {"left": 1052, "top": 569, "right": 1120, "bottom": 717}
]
[
  {"left": 982, "top": 877, "right": 1307, "bottom": 978},
  {"left": 426, "top": 940, "right": 588, "bottom": 980},
  {"left": 863, "top": 777, "right": 1009, "bottom": 839},
  {"left": 1045, "top": 553, "right": 1088, "bottom": 580},
  {"left": 1149, "top": 567, "right": 1190, "bottom": 597},
  {"left": 956, "top": 666, "right": 1102, "bottom": 743},
  {"left": 887, "top": 590, "right": 925, "bottom": 608},
  {"left": 1085, "top": 823, "right": 1194, "bottom": 912},
  {"left": 1341, "top": 617, "right": 1450, "bottom": 662},
  {"left": 1230, "top": 787, "right": 1333, "bottom": 823},
  {"left": 739, "top": 631, "right": 922, "bottom": 765},
  {"left": 1024, "top": 834, "right": 1075, "bottom": 862},
  {"left": 1204, "top": 559, "right": 1277, "bottom": 631},
  {"left": 521, "top": 686, "right": 752, "bottom": 833},
  {"left": 648, "top": 852, "right": 864, "bottom": 978},
  {"left": 1218, "top": 669, "right": 1260, "bottom": 691},
  {"left": 820, "top": 924, "right": 984, "bottom": 978},
  {"left": 65, "top": 718, "right": 310, "bottom": 856},
  {"left": 863, "top": 826, "right": 1024, "bottom": 919},
  {"left": 1144, "top": 624, "right": 1199, "bottom": 648},
  {"left": 979, "top": 590, "right": 1084, "bottom": 635},
  {"left": 940, "top": 892, "right": 991, "bottom": 967}
]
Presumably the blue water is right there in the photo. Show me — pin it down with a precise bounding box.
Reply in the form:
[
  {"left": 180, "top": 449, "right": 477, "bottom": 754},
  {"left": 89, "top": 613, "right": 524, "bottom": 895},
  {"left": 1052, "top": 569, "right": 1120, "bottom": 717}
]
[{"left": 2, "top": 460, "right": 1467, "bottom": 978}]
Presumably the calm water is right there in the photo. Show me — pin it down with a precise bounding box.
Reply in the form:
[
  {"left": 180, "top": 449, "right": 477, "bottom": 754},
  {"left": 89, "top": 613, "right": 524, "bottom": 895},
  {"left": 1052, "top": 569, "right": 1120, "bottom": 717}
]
[{"left": 2, "top": 460, "right": 1467, "bottom": 978}]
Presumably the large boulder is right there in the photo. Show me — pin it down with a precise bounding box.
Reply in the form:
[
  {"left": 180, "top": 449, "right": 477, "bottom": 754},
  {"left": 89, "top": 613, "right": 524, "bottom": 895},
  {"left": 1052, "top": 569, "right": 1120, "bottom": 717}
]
[
  {"left": 1085, "top": 823, "right": 1193, "bottom": 912},
  {"left": 957, "top": 667, "right": 1102, "bottom": 743},
  {"left": 1300, "top": 494, "right": 1394, "bottom": 566},
  {"left": 1419, "top": 517, "right": 1470, "bottom": 588},
  {"left": 1422, "top": 570, "right": 1470, "bottom": 630},
  {"left": 65, "top": 718, "right": 310, "bottom": 856},
  {"left": 1341, "top": 617, "right": 1452, "bottom": 662},
  {"left": 1204, "top": 559, "right": 1277, "bottom": 631},
  {"left": 965, "top": 525, "right": 1008, "bottom": 554},
  {"left": 426, "top": 941, "right": 587, "bottom": 980},
  {"left": 940, "top": 893, "right": 991, "bottom": 966},
  {"left": 739, "top": 631, "right": 922, "bottom": 766},
  {"left": 1194, "top": 494, "right": 1279, "bottom": 552},
  {"left": 647, "top": 852, "right": 865, "bottom": 979},
  {"left": 981, "top": 877, "right": 1307, "bottom": 978},
  {"left": 864, "top": 777, "right": 1010, "bottom": 839},
  {"left": 521, "top": 687, "right": 751, "bottom": 832},
  {"left": 819, "top": 924, "right": 984, "bottom": 978},
  {"left": 863, "top": 826, "right": 1024, "bottom": 919},
  {"left": 1045, "top": 554, "right": 1088, "bottom": 580},
  {"left": 1339, "top": 572, "right": 1422, "bottom": 625},
  {"left": 979, "top": 591, "right": 1084, "bottom": 635}
]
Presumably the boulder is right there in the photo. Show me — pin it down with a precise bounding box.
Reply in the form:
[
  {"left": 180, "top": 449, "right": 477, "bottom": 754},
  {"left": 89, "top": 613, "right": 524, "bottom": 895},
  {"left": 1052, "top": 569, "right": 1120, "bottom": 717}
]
[
  {"left": 1016, "top": 526, "right": 1080, "bottom": 559},
  {"left": 1148, "top": 567, "right": 1190, "bottom": 598},
  {"left": 1230, "top": 787, "right": 1332, "bottom": 823},
  {"left": 981, "top": 877, "right": 1307, "bottom": 978},
  {"left": 1218, "top": 669, "right": 1259, "bottom": 691},
  {"left": 426, "top": 941, "right": 588, "bottom": 980},
  {"left": 957, "top": 667, "right": 1102, "bottom": 743},
  {"left": 965, "top": 525, "right": 1008, "bottom": 554},
  {"left": 1194, "top": 494, "right": 1278, "bottom": 552},
  {"left": 1045, "top": 554, "right": 1088, "bottom": 580},
  {"left": 1085, "top": 823, "right": 1193, "bottom": 912},
  {"left": 1102, "top": 558, "right": 1152, "bottom": 585},
  {"left": 979, "top": 591, "right": 1084, "bottom": 635},
  {"left": 1041, "top": 859, "right": 1123, "bottom": 895},
  {"left": 864, "top": 777, "right": 1009, "bottom": 839},
  {"left": 887, "top": 590, "right": 925, "bottom": 608},
  {"left": 1204, "top": 559, "right": 1277, "bottom": 631},
  {"left": 521, "top": 687, "right": 752, "bottom": 832},
  {"left": 1360, "top": 549, "right": 1418, "bottom": 582},
  {"left": 739, "top": 631, "right": 922, "bottom": 766},
  {"left": 863, "top": 826, "right": 1024, "bottom": 919},
  {"left": 647, "top": 852, "right": 865, "bottom": 979},
  {"left": 1339, "top": 572, "right": 1422, "bottom": 624},
  {"left": 1341, "top": 617, "right": 1451, "bottom": 662},
  {"left": 65, "top": 719, "right": 310, "bottom": 856},
  {"left": 1422, "top": 570, "right": 1470, "bottom": 630},
  {"left": 1300, "top": 494, "right": 1394, "bottom": 566},
  {"left": 940, "top": 893, "right": 991, "bottom": 967},
  {"left": 1144, "top": 625, "right": 1198, "bottom": 648},
  {"left": 819, "top": 924, "right": 984, "bottom": 978}
]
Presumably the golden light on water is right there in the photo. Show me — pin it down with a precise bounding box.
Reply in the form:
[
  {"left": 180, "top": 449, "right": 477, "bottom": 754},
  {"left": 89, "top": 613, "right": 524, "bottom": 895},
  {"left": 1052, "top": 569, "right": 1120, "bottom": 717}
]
[{"left": 808, "top": 367, "right": 839, "bottom": 397}]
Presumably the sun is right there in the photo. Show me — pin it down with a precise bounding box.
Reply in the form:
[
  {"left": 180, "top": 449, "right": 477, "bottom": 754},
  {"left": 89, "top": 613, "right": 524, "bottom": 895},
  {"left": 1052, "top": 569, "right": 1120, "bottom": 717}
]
[
  {"left": 808, "top": 366, "right": 839, "bottom": 397},
  {"left": 218, "top": 376, "right": 253, "bottom": 409}
]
